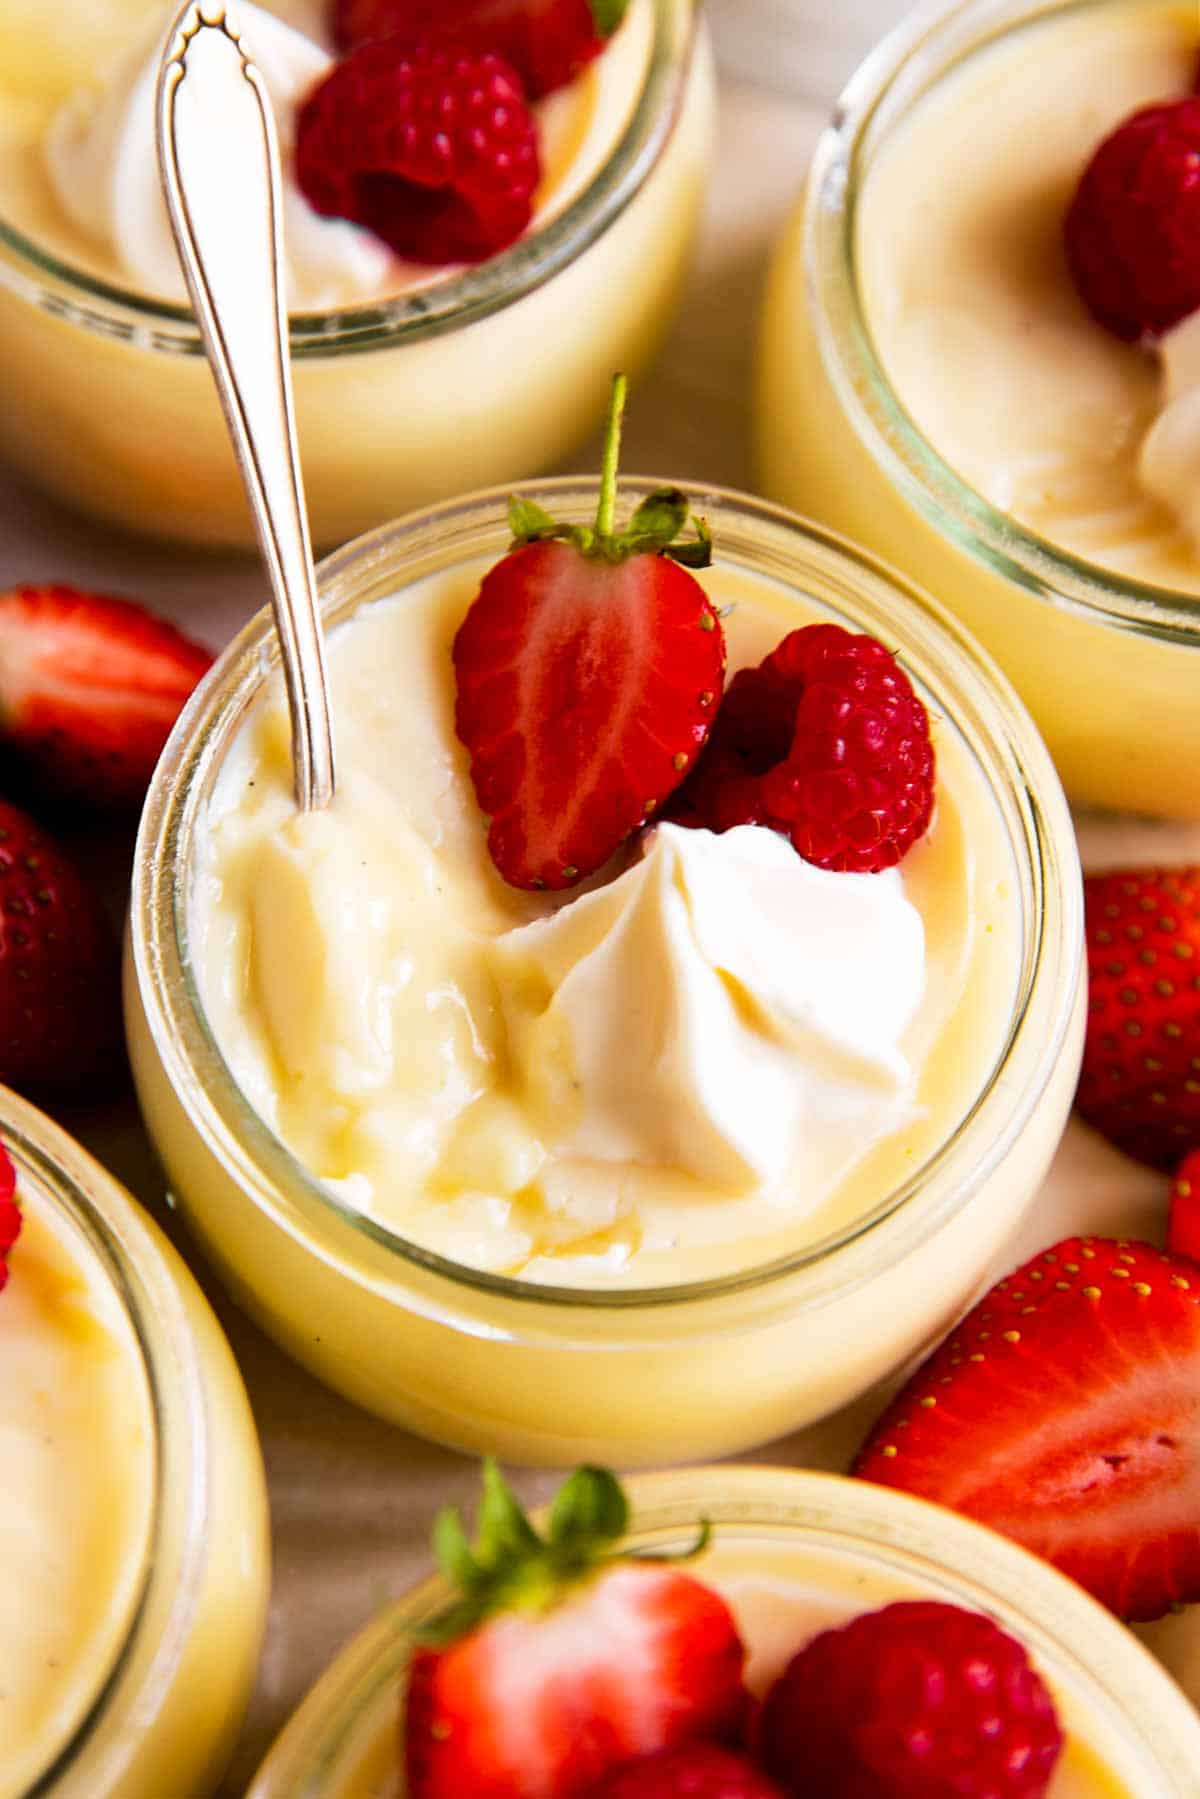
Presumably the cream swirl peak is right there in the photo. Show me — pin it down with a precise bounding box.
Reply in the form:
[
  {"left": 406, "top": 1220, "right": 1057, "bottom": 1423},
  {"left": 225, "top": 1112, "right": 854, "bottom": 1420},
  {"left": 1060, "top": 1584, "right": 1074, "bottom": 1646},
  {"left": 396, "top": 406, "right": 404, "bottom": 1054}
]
[{"left": 494, "top": 824, "right": 926, "bottom": 1195}]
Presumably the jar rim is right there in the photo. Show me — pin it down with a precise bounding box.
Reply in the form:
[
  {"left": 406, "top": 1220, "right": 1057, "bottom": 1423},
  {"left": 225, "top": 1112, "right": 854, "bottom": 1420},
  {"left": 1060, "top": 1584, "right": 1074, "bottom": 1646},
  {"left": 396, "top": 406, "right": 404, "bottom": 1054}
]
[
  {"left": 247, "top": 1467, "right": 1200, "bottom": 1796},
  {"left": 130, "top": 479, "right": 1083, "bottom": 1315},
  {"left": 0, "top": 1086, "right": 209, "bottom": 1797},
  {"left": 0, "top": 0, "right": 692, "bottom": 360},
  {"left": 804, "top": 0, "right": 1200, "bottom": 642}
]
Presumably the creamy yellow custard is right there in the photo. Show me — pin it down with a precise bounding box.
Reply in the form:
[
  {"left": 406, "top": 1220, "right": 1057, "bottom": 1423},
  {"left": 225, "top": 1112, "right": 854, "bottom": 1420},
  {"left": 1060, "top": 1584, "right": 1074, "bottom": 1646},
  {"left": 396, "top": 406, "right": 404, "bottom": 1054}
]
[
  {"left": 193, "top": 561, "right": 1021, "bottom": 1289},
  {"left": 0, "top": 1177, "right": 154, "bottom": 1799},
  {"left": 0, "top": 1089, "right": 270, "bottom": 1799},
  {"left": 0, "top": 0, "right": 713, "bottom": 547},
  {"left": 757, "top": 0, "right": 1200, "bottom": 817},
  {"left": 127, "top": 486, "right": 1082, "bottom": 1464},
  {"left": 246, "top": 1471, "right": 1195, "bottom": 1797},
  {"left": 859, "top": 2, "right": 1199, "bottom": 592}
]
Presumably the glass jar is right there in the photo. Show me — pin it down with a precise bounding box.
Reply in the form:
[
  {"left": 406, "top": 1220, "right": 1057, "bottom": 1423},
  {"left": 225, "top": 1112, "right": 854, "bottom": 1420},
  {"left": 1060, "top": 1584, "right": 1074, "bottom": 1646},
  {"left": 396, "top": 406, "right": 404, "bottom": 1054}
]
[
  {"left": 126, "top": 481, "right": 1083, "bottom": 1468},
  {"left": 244, "top": 1466, "right": 1200, "bottom": 1796},
  {"left": 0, "top": 0, "right": 712, "bottom": 549},
  {"left": 1, "top": 1085, "right": 270, "bottom": 1799},
  {"left": 757, "top": 0, "right": 1200, "bottom": 818}
]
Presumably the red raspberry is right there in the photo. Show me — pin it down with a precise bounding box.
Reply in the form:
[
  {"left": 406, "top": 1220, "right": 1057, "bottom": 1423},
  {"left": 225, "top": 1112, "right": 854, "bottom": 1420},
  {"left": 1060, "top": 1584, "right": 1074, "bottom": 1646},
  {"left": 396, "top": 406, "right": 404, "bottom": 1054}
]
[
  {"left": 670, "top": 624, "right": 935, "bottom": 874},
  {"left": 332, "top": 0, "right": 623, "bottom": 100},
  {"left": 1064, "top": 98, "right": 1200, "bottom": 341},
  {"left": 1168, "top": 1148, "right": 1200, "bottom": 1262},
  {"left": 585, "top": 1744, "right": 785, "bottom": 1799},
  {"left": 295, "top": 40, "right": 540, "bottom": 264},
  {"left": 0, "top": 1141, "right": 21, "bottom": 1296},
  {"left": 758, "top": 1601, "right": 1063, "bottom": 1799}
]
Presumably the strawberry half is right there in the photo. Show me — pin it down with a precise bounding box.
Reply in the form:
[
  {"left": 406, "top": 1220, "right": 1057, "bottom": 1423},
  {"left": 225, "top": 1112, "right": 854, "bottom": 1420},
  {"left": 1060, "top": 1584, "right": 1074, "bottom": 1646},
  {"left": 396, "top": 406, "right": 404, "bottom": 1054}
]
[
  {"left": 453, "top": 377, "right": 725, "bottom": 890},
  {"left": 0, "top": 585, "right": 212, "bottom": 811},
  {"left": 404, "top": 1462, "right": 748, "bottom": 1799},
  {"left": 0, "top": 797, "right": 122, "bottom": 1095},
  {"left": 854, "top": 1236, "right": 1200, "bottom": 1622},
  {"left": 332, "top": 0, "right": 631, "bottom": 99},
  {"left": 1076, "top": 867, "right": 1200, "bottom": 1168}
]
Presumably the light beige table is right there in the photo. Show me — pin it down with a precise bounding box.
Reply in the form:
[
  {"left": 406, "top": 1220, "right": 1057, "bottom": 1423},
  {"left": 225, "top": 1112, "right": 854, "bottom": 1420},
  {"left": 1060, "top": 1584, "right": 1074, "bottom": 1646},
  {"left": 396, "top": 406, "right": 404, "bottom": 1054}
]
[{"left": 3, "top": 2, "right": 1200, "bottom": 1789}]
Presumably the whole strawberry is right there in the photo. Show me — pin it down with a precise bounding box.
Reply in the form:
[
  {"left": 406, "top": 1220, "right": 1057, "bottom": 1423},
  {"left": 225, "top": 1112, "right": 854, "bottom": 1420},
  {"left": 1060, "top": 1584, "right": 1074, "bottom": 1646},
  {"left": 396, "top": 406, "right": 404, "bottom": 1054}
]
[
  {"left": 453, "top": 376, "right": 724, "bottom": 890},
  {"left": 0, "top": 1140, "right": 22, "bottom": 1296},
  {"left": 1076, "top": 867, "right": 1200, "bottom": 1168},
  {"left": 854, "top": 1235, "right": 1200, "bottom": 1622},
  {"left": 1167, "top": 1148, "right": 1200, "bottom": 1263},
  {"left": 404, "top": 1462, "right": 747, "bottom": 1799},
  {"left": 0, "top": 585, "right": 212, "bottom": 811},
  {"left": 758, "top": 1601, "right": 1063, "bottom": 1799},
  {"left": 296, "top": 39, "right": 540, "bottom": 263},
  {"left": 332, "top": 0, "right": 630, "bottom": 99},
  {"left": 584, "top": 1745, "right": 784, "bottom": 1799},
  {"left": 1065, "top": 97, "right": 1200, "bottom": 341},
  {"left": 670, "top": 623, "right": 935, "bottom": 873},
  {"left": 0, "top": 798, "right": 121, "bottom": 1094}
]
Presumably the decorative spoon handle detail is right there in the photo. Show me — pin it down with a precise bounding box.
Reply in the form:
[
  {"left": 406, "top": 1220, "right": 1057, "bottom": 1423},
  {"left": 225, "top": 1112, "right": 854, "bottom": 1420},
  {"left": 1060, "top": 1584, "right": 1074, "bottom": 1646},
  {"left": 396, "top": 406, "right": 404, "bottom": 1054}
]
[{"left": 157, "top": 1, "right": 336, "bottom": 812}]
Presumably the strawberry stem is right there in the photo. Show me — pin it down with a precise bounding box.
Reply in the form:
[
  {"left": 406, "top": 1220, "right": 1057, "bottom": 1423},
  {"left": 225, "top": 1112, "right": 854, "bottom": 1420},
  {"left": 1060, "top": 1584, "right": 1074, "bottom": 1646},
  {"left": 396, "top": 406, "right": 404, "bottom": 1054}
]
[{"left": 595, "top": 374, "right": 627, "bottom": 542}]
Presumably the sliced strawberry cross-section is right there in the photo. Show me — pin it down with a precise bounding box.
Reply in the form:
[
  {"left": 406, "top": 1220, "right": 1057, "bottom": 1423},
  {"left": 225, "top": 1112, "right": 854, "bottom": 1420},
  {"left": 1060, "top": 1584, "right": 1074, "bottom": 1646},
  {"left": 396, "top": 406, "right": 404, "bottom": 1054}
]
[
  {"left": 453, "top": 375, "right": 725, "bottom": 890},
  {"left": 0, "top": 584, "right": 212, "bottom": 811},
  {"left": 854, "top": 1235, "right": 1200, "bottom": 1622}
]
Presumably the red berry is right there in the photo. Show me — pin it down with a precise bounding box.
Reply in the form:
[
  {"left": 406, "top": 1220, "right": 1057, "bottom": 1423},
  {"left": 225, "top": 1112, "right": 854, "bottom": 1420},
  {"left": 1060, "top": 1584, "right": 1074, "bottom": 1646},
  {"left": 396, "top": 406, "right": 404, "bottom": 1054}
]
[
  {"left": 0, "top": 585, "right": 212, "bottom": 811},
  {"left": 671, "top": 624, "right": 934, "bottom": 874},
  {"left": 0, "top": 1141, "right": 21, "bottom": 1297},
  {"left": 0, "top": 799, "right": 121, "bottom": 1096},
  {"left": 405, "top": 1464, "right": 747, "bottom": 1799},
  {"left": 332, "top": 0, "right": 627, "bottom": 100},
  {"left": 453, "top": 382, "right": 724, "bottom": 890},
  {"left": 1077, "top": 867, "right": 1200, "bottom": 1168},
  {"left": 854, "top": 1235, "right": 1200, "bottom": 1622},
  {"left": 1064, "top": 98, "right": 1200, "bottom": 341},
  {"left": 584, "top": 1744, "right": 785, "bottom": 1799},
  {"left": 1167, "top": 1148, "right": 1200, "bottom": 1263},
  {"left": 758, "top": 1601, "right": 1063, "bottom": 1799},
  {"left": 296, "top": 39, "right": 540, "bottom": 264}
]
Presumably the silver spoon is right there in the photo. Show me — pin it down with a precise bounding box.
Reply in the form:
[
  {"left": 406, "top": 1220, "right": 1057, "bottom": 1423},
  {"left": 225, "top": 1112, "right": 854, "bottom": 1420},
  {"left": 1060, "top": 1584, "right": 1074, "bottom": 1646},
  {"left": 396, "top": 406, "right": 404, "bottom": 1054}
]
[{"left": 156, "top": 0, "right": 336, "bottom": 812}]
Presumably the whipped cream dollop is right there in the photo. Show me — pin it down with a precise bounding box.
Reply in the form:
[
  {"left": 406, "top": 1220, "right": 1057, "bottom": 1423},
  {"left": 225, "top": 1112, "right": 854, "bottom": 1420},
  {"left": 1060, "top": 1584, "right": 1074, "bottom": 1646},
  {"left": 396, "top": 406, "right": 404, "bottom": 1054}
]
[
  {"left": 493, "top": 824, "right": 926, "bottom": 1195},
  {"left": 1139, "top": 311, "right": 1200, "bottom": 549},
  {"left": 43, "top": 0, "right": 393, "bottom": 308}
]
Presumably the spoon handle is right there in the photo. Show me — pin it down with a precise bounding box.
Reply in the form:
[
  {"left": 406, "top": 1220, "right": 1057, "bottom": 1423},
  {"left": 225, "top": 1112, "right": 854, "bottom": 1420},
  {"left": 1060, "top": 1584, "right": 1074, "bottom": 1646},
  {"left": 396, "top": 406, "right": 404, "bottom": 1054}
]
[{"left": 157, "top": 1, "right": 335, "bottom": 812}]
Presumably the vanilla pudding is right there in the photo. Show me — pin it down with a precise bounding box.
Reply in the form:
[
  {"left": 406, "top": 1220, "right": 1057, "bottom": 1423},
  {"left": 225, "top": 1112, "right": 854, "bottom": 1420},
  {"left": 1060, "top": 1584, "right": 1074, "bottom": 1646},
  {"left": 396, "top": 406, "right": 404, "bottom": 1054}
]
[
  {"left": 0, "top": 0, "right": 712, "bottom": 546},
  {"left": 192, "top": 564, "right": 1018, "bottom": 1289},
  {"left": 758, "top": 0, "right": 1200, "bottom": 817},
  {"left": 244, "top": 1469, "right": 1200, "bottom": 1797},
  {"left": 1, "top": 1158, "right": 154, "bottom": 1798},
  {"left": 0, "top": 1087, "right": 270, "bottom": 1799},
  {"left": 127, "top": 485, "right": 1083, "bottom": 1465}
]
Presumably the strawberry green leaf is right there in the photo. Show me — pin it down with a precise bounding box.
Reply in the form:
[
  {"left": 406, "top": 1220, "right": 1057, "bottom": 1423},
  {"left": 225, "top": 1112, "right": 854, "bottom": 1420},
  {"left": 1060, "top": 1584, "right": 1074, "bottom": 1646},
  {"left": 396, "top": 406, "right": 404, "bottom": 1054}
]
[
  {"left": 589, "top": 0, "right": 631, "bottom": 38},
  {"left": 433, "top": 1505, "right": 485, "bottom": 1592},
  {"left": 549, "top": 1465, "right": 628, "bottom": 1554},
  {"left": 624, "top": 488, "right": 691, "bottom": 554},
  {"left": 477, "top": 1458, "right": 543, "bottom": 1567},
  {"left": 509, "top": 496, "right": 563, "bottom": 545}
]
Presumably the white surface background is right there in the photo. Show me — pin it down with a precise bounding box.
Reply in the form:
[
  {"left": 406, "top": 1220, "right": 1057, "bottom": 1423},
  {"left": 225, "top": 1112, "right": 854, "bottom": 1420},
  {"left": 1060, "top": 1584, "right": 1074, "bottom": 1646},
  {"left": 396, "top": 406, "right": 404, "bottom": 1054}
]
[{"left": 6, "top": 1, "right": 1200, "bottom": 1789}]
